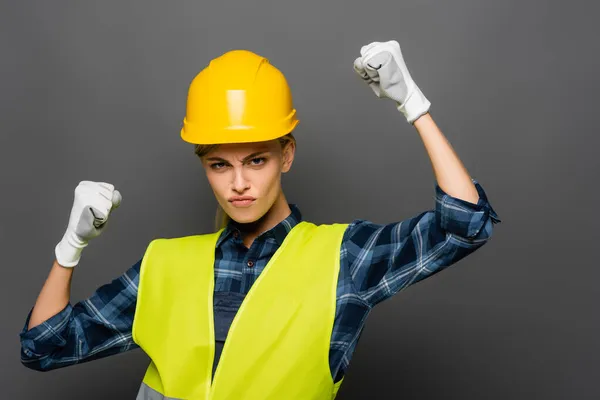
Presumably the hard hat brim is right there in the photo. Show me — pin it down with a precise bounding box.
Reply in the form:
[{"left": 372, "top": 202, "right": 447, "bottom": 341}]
[{"left": 180, "top": 115, "right": 299, "bottom": 145}]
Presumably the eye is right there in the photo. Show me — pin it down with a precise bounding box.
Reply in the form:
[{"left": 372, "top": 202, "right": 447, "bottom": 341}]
[
  {"left": 210, "top": 162, "right": 227, "bottom": 170},
  {"left": 249, "top": 157, "right": 266, "bottom": 166}
]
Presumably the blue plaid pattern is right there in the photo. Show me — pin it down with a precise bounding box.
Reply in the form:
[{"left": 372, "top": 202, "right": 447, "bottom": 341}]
[{"left": 20, "top": 179, "right": 500, "bottom": 382}]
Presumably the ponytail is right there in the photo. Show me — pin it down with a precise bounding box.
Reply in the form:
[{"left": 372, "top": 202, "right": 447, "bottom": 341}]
[{"left": 215, "top": 204, "right": 231, "bottom": 231}]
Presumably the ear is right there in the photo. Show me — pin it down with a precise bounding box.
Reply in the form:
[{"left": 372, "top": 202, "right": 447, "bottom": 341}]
[{"left": 281, "top": 141, "right": 296, "bottom": 173}]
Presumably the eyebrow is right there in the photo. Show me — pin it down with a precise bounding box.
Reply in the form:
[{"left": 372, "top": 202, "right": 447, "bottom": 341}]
[{"left": 206, "top": 151, "right": 270, "bottom": 163}]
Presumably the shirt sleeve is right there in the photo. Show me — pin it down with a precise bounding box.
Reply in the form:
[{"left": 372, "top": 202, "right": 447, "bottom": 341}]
[
  {"left": 342, "top": 179, "right": 501, "bottom": 307},
  {"left": 19, "top": 258, "right": 143, "bottom": 371}
]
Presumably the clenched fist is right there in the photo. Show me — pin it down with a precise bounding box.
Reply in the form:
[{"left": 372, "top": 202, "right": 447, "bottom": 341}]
[
  {"left": 55, "top": 181, "right": 122, "bottom": 267},
  {"left": 353, "top": 40, "right": 431, "bottom": 124}
]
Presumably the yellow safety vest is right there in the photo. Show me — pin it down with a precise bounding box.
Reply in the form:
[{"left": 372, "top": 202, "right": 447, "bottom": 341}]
[{"left": 132, "top": 221, "right": 348, "bottom": 399}]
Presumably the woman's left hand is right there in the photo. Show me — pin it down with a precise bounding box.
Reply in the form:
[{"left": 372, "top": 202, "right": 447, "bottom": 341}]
[{"left": 353, "top": 40, "right": 431, "bottom": 124}]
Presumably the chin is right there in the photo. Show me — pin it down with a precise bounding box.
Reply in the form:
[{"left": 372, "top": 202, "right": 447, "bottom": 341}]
[
  {"left": 226, "top": 205, "right": 263, "bottom": 224},
  {"left": 229, "top": 214, "right": 259, "bottom": 224}
]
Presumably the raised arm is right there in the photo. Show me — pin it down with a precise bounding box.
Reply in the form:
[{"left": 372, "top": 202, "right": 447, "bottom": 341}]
[
  {"left": 347, "top": 39, "right": 501, "bottom": 307},
  {"left": 20, "top": 180, "right": 140, "bottom": 371}
]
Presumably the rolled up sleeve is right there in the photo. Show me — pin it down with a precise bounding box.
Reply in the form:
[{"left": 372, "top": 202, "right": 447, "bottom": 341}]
[
  {"left": 435, "top": 179, "right": 501, "bottom": 240},
  {"left": 20, "top": 304, "right": 74, "bottom": 370},
  {"left": 19, "top": 259, "right": 142, "bottom": 372}
]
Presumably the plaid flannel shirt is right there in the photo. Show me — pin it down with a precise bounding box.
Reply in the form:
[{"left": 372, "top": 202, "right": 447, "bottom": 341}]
[{"left": 20, "top": 179, "right": 500, "bottom": 382}]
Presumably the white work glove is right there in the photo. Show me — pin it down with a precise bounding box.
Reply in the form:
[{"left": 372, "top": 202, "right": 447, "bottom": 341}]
[
  {"left": 55, "top": 181, "right": 122, "bottom": 267},
  {"left": 353, "top": 40, "right": 431, "bottom": 124}
]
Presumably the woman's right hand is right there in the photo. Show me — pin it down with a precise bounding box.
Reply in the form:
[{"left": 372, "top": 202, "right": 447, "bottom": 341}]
[{"left": 55, "top": 181, "right": 122, "bottom": 267}]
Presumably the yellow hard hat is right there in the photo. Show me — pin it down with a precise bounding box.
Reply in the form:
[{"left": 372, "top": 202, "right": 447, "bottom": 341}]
[{"left": 180, "top": 50, "right": 299, "bottom": 145}]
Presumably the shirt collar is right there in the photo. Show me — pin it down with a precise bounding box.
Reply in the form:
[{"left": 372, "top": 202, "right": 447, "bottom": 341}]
[{"left": 216, "top": 204, "right": 302, "bottom": 247}]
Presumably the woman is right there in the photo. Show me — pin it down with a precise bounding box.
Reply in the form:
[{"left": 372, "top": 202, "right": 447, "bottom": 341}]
[{"left": 20, "top": 40, "right": 501, "bottom": 399}]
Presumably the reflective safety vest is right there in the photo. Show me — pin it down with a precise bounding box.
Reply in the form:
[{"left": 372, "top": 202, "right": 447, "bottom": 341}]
[{"left": 132, "top": 221, "right": 349, "bottom": 399}]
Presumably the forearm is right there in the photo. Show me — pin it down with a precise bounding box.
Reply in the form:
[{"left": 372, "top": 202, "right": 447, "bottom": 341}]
[
  {"left": 27, "top": 259, "right": 73, "bottom": 330},
  {"left": 413, "top": 113, "right": 479, "bottom": 204}
]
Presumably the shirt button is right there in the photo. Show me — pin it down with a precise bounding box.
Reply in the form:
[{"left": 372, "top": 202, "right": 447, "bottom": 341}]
[
  {"left": 233, "top": 231, "right": 239, "bottom": 238},
  {"left": 247, "top": 260, "right": 254, "bottom": 268}
]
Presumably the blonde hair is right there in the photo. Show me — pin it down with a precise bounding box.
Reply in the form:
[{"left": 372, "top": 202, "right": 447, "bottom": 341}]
[{"left": 193, "top": 133, "right": 297, "bottom": 231}]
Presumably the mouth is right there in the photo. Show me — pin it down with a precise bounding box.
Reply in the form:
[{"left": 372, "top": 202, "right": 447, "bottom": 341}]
[{"left": 228, "top": 197, "right": 256, "bottom": 208}]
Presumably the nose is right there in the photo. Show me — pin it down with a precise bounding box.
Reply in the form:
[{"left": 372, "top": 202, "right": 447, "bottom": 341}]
[{"left": 231, "top": 166, "right": 250, "bottom": 193}]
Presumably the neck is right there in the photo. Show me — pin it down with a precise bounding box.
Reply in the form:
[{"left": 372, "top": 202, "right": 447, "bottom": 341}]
[{"left": 236, "top": 191, "right": 291, "bottom": 248}]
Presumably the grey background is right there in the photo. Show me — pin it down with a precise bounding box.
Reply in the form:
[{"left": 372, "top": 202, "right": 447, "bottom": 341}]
[{"left": 1, "top": 0, "right": 597, "bottom": 398}]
